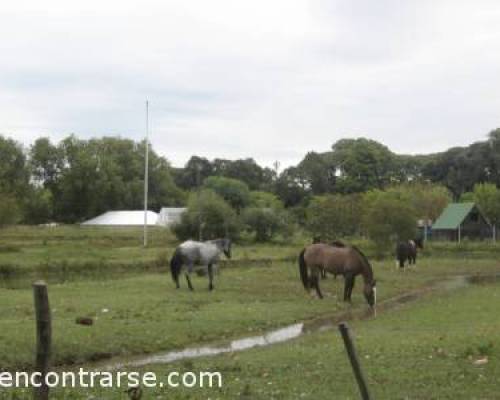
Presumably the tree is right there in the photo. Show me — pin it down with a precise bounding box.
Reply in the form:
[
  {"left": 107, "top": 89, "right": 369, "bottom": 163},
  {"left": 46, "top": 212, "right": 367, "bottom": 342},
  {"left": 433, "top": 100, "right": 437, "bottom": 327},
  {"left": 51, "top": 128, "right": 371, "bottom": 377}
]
[
  {"left": 213, "top": 158, "right": 273, "bottom": 190},
  {"left": 249, "top": 191, "right": 284, "bottom": 210},
  {"left": 362, "top": 190, "right": 418, "bottom": 255},
  {"left": 387, "top": 183, "right": 451, "bottom": 241},
  {"left": 171, "top": 190, "right": 240, "bottom": 241},
  {"left": 331, "top": 138, "right": 397, "bottom": 193},
  {"left": 29, "top": 137, "right": 62, "bottom": 189},
  {"left": 306, "top": 194, "right": 362, "bottom": 241},
  {"left": 0, "top": 191, "right": 21, "bottom": 227},
  {"left": 23, "top": 188, "right": 53, "bottom": 224},
  {"left": 473, "top": 183, "right": 500, "bottom": 240},
  {"left": 175, "top": 156, "right": 214, "bottom": 190},
  {"left": 273, "top": 167, "right": 309, "bottom": 207},
  {"left": 51, "top": 136, "right": 185, "bottom": 222},
  {"left": 243, "top": 208, "right": 280, "bottom": 242},
  {"left": 203, "top": 176, "right": 250, "bottom": 213},
  {"left": 296, "top": 152, "right": 335, "bottom": 195},
  {"left": 0, "top": 135, "right": 29, "bottom": 197}
]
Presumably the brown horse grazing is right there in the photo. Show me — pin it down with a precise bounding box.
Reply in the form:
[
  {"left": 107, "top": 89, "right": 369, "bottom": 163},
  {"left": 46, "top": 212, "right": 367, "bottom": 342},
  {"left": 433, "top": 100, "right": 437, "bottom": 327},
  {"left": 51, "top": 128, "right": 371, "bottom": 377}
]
[{"left": 298, "top": 243, "right": 376, "bottom": 307}]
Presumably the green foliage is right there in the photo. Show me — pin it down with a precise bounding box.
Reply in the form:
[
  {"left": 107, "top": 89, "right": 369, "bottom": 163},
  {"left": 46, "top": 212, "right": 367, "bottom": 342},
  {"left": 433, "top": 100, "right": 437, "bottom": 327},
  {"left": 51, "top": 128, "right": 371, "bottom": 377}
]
[
  {"left": 273, "top": 167, "right": 309, "bottom": 207},
  {"left": 0, "top": 192, "right": 22, "bottom": 227},
  {"left": 387, "top": 183, "right": 451, "bottom": 222},
  {"left": 0, "top": 136, "right": 29, "bottom": 196},
  {"left": 362, "top": 189, "right": 418, "bottom": 253},
  {"left": 243, "top": 208, "right": 282, "bottom": 242},
  {"left": 22, "top": 188, "right": 53, "bottom": 224},
  {"left": 306, "top": 194, "right": 362, "bottom": 240},
  {"left": 460, "top": 191, "right": 475, "bottom": 202},
  {"left": 32, "top": 136, "right": 185, "bottom": 223},
  {"left": 171, "top": 189, "right": 240, "bottom": 241},
  {"left": 331, "top": 138, "right": 397, "bottom": 193},
  {"left": 242, "top": 207, "right": 294, "bottom": 242},
  {"left": 473, "top": 183, "right": 500, "bottom": 239},
  {"left": 212, "top": 158, "right": 274, "bottom": 191},
  {"left": 203, "top": 176, "right": 250, "bottom": 212},
  {"left": 296, "top": 151, "right": 335, "bottom": 194},
  {"left": 249, "top": 191, "right": 283, "bottom": 209}
]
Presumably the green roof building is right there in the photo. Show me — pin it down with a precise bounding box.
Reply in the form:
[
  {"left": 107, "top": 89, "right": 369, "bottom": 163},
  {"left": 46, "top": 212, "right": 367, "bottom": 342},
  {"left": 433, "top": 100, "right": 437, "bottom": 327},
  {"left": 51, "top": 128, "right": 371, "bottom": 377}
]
[{"left": 432, "top": 202, "right": 491, "bottom": 242}]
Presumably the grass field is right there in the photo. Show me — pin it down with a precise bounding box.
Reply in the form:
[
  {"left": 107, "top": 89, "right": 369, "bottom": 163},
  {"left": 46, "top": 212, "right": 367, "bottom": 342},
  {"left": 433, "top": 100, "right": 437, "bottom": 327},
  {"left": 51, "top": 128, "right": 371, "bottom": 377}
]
[
  {"left": 1, "top": 226, "right": 500, "bottom": 398},
  {"left": 44, "top": 280, "right": 499, "bottom": 400}
]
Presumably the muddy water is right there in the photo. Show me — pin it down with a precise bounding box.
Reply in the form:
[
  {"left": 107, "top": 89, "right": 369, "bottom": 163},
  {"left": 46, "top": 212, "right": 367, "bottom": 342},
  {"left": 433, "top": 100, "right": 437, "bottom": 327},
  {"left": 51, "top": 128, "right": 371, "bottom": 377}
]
[{"left": 101, "top": 273, "right": 500, "bottom": 371}]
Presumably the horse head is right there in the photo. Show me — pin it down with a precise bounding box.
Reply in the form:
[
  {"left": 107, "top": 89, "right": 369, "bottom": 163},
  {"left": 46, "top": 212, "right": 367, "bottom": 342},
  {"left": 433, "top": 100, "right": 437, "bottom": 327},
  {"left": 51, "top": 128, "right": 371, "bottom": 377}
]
[
  {"left": 222, "top": 238, "right": 232, "bottom": 259},
  {"left": 363, "top": 279, "right": 377, "bottom": 308},
  {"left": 415, "top": 237, "right": 424, "bottom": 250}
]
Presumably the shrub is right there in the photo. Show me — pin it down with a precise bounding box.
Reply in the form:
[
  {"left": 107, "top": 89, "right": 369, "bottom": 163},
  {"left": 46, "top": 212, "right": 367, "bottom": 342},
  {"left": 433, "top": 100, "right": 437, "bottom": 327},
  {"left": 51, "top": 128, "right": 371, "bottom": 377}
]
[
  {"left": 362, "top": 189, "right": 418, "bottom": 255},
  {"left": 0, "top": 192, "right": 21, "bottom": 227},
  {"left": 243, "top": 207, "right": 295, "bottom": 242},
  {"left": 306, "top": 194, "right": 362, "bottom": 241},
  {"left": 203, "top": 176, "right": 250, "bottom": 212},
  {"left": 171, "top": 189, "right": 241, "bottom": 241}
]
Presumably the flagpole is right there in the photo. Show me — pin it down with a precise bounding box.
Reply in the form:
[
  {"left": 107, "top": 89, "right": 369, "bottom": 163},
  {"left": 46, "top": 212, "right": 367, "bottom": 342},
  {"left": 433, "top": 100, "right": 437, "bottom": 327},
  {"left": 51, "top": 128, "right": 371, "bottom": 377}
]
[{"left": 143, "top": 100, "right": 149, "bottom": 247}]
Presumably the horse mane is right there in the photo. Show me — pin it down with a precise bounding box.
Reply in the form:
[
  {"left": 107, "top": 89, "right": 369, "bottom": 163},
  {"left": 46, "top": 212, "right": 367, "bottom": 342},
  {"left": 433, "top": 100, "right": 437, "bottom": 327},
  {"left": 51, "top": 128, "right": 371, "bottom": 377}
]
[
  {"left": 350, "top": 245, "right": 374, "bottom": 283},
  {"left": 330, "top": 240, "right": 346, "bottom": 248}
]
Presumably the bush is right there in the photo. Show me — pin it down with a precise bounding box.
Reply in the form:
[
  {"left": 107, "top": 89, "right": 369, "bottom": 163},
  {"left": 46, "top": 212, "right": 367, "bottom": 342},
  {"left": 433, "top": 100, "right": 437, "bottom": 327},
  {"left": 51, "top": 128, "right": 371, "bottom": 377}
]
[
  {"left": 362, "top": 189, "right": 417, "bottom": 255},
  {"left": 0, "top": 192, "right": 21, "bottom": 227},
  {"left": 203, "top": 176, "right": 250, "bottom": 212},
  {"left": 23, "top": 188, "right": 53, "bottom": 224},
  {"left": 243, "top": 207, "right": 295, "bottom": 242},
  {"left": 171, "top": 189, "right": 241, "bottom": 241},
  {"left": 249, "top": 191, "right": 284, "bottom": 210},
  {"left": 306, "top": 194, "right": 362, "bottom": 241}
]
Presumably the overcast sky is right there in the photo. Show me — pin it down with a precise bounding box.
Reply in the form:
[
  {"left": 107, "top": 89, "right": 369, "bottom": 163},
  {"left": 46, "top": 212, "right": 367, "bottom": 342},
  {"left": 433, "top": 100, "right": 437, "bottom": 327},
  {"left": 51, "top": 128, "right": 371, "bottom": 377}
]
[{"left": 1, "top": 0, "right": 500, "bottom": 168}]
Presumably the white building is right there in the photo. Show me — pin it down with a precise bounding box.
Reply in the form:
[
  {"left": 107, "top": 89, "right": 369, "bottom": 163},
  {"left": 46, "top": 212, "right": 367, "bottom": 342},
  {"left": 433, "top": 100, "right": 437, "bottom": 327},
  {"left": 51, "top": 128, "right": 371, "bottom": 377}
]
[
  {"left": 157, "top": 207, "right": 186, "bottom": 227},
  {"left": 81, "top": 210, "right": 159, "bottom": 226}
]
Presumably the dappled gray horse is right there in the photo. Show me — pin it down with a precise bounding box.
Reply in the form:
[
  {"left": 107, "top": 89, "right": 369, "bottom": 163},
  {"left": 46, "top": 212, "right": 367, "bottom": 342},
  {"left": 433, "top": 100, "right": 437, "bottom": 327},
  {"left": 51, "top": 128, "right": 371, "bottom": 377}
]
[{"left": 170, "top": 239, "right": 231, "bottom": 291}]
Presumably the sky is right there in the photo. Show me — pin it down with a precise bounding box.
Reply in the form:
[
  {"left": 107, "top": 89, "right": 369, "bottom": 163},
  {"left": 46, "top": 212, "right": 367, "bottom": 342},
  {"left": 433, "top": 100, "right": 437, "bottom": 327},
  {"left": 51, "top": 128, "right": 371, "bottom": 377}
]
[{"left": 1, "top": 0, "right": 500, "bottom": 169}]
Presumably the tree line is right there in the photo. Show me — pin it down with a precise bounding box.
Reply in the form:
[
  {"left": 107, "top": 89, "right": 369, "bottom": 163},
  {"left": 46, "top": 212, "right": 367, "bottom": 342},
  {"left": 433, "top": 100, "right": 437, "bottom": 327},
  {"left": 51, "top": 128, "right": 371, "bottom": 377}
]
[{"left": 1, "top": 129, "right": 500, "bottom": 244}]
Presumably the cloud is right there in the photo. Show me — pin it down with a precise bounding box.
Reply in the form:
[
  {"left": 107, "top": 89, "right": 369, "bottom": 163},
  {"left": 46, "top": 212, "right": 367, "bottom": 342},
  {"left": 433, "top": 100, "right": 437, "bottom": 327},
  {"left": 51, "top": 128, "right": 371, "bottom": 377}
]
[{"left": 1, "top": 0, "right": 500, "bottom": 167}]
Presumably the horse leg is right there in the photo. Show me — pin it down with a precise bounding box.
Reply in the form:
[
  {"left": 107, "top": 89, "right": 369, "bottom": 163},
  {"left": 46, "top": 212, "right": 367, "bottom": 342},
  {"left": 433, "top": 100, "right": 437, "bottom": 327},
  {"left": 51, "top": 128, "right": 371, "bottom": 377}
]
[
  {"left": 185, "top": 263, "right": 194, "bottom": 291},
  {"left": 311, "top": 269, "right": 323, "bottom": 299},
  {"left": 207, "top": 263, "right": 214, "bottom": 291},
  {"left": 348, "top": 276, "right": 356, "bottom": 302},
  {"left": 321, "top": 268, "right": 327, "bottom": 280},
  {"left": 344, "top": 273, "right": 353, "bottom": 302}
]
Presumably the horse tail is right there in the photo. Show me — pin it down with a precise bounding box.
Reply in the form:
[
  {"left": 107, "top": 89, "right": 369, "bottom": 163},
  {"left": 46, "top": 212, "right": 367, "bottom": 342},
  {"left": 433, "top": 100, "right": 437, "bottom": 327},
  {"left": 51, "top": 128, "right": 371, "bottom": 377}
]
[
  {"left": 298, "top": 248, "right": 309, "bottom": 290},
  {"left": 170, "top": 248, "right": 183, "bottom": 283}
]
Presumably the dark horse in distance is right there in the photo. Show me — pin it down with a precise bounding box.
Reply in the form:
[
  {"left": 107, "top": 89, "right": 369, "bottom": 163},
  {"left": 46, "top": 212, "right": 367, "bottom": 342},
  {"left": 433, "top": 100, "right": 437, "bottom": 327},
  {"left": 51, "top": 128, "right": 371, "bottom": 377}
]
[
  {"left": 396, "top": 238, "right": 424, "bottom": 270},
  {"left": 298, "top": 243, "right": 376, "bottom": 307}
]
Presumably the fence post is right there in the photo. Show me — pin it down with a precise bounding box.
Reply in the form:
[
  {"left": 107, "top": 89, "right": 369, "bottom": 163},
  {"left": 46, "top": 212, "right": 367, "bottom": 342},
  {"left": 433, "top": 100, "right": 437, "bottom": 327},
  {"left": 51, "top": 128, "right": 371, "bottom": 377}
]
[
  {"left": 33, "top": 281, "right": 51, "bottom": 400},
  {"left": 338, "top": 322, "right": 372, "bottom": 400}
]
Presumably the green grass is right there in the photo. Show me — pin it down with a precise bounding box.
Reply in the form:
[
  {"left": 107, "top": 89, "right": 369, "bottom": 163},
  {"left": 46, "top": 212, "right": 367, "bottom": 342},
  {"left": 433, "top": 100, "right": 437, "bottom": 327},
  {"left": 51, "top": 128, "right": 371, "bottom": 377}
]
[
  {"left": 31, "top": 280, "right": 500, "bottom": 400},
  {"left": 0, "top": 226, "right": 301, "bottom": 286},
  {"left": 1, "top": 257, "right": 500, "bottom": 372},
  {"left": 2, "top": 226, "right": 500, "bottom": 398}
]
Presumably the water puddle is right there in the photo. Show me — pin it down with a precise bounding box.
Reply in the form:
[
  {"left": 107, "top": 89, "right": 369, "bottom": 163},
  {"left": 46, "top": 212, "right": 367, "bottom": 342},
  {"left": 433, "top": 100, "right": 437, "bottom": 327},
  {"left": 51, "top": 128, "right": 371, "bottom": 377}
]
[
  {"left": 109, "top": 323, "right": 304, "bottom": 370},
  {"left": 99, "top": 273, "right": 500, "bottom": 371}
]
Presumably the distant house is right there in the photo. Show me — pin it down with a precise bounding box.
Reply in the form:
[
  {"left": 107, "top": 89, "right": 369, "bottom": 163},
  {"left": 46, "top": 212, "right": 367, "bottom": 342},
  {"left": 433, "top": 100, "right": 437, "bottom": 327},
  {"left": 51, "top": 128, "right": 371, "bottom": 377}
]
[
  {"left": 81, "top": 211, "right": 159, "bottom": 226},
  {"left": 157, "top": 207, "right": 186, "bottom": 227},
  {"left": 431, "top": 202, "right": 491, "bottom": 242}
]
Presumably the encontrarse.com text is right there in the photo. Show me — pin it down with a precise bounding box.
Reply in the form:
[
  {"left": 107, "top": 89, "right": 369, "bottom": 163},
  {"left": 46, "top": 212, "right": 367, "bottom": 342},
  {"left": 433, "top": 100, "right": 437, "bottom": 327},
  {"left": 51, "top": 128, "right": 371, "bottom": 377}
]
[{"left": 0, "top": 369, "right": 222, "bottom": 389}]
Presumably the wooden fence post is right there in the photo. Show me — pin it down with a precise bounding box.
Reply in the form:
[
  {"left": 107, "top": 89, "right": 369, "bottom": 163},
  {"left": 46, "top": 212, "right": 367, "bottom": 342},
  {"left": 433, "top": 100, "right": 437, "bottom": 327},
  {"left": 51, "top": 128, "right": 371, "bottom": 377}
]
[
  {"left": 338, "top": 322, "right": 372, "bottom": 400},
  {"left": 33, "top": 281, "right": 51, "bottom": 400}
]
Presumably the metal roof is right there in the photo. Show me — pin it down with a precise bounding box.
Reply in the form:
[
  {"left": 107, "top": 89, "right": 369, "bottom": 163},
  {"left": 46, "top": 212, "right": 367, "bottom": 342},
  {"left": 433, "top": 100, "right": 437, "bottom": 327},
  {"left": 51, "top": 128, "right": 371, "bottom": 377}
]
[
  {"left": 432, "top": 202, "right": 476, "bottom": 230},
  {"left": 157, "top": 207, "right": 186, "bottom": 227},
  {"left": 81, "top": 211, "right": 159, "bottom": 226}
]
